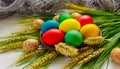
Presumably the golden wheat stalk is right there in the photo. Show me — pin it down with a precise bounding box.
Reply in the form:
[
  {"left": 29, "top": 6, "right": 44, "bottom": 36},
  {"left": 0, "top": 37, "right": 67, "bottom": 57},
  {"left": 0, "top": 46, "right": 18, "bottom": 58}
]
[
  {"left": 20, "top": 18, "right": 37, "bottom": 23},
  {"left": 11, "top": 27, "right": 37, "bottom": 35},
  {"left": 65, "top": 3, "right": 95, "bottom": 12},
  {"left": 63, "top": 49, "right": 94, "bottom": 69},
  {"left": 77, "top": 48, "right": 104, "bottom": 65},
  {"left": 31, "top": 51, "right": 57, "bottom": 69},
  {"left": 0, "top": 42, "right": 23, "bottom": 52},
  {"left": 16, "top": 49, "right": 45, "bottom": 63},
  {"left": 0, "top": 36, "right": 37, "bottom": 45},
  {"left": 55, "top": 42, "right": 78, "bottom": 57},
  {"left": 84, "top": 36, "right": 105, "bottom": 45}
]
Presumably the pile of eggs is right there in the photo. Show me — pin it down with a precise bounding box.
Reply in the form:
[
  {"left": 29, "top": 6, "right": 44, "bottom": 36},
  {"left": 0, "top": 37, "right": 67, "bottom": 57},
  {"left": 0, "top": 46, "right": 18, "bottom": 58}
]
[{"left": 35, "top": 12, "right": 100, "bottom": 48}]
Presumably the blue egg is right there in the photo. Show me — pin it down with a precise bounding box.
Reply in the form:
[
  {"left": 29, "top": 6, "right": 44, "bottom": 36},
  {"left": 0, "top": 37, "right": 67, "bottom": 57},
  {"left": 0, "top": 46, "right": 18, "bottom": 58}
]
[{"left": 41, "top": 20, "right": 59, "bottom": 33}]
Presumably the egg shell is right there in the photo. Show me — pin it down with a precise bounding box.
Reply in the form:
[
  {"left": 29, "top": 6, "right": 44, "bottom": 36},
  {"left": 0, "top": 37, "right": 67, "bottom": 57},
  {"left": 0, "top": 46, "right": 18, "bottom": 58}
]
[
  {"left": 59, "top": 12, "right": 72, "bottom": 23},
  {"left": 32, "top": 19, "right": 44, "bottom": 30},
  {"left": 80, "top": 24, "right": 100, "bottom": 38},
  {"left": 111, "top": 48, "right": 120, "bottom": 64},
  {"left": 22, "top": 39, "right": 39, "bottom": 52},
  {"left": 77, "top": 15, "right": 93, "bottom": 27},
  {"left": 53, "top": 15, "right": 59, "bottom": 21},
  {"left": 71, "top": 12, "right": 81, "bottom": 19},
  {"left": 41, "top": 20, "right": 59, "bottom": 33},
  {"left": 65, "top": 30, "right": 83, "bottom": 47},
  {"left": 59, "top": 19, "right": 81, "bottom": 33},
  {"left": 42, "top": 29, "right": 64, "bottom": 45}
]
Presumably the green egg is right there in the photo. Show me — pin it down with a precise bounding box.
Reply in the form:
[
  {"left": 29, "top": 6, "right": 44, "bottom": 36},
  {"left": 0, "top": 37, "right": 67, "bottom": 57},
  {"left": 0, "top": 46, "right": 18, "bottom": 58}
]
[
  {"left": 59, "top": 12, "right": 72, "bottom": 23},
  {"left": 65, "top": 30, "right": 83, "bottom": 47}
]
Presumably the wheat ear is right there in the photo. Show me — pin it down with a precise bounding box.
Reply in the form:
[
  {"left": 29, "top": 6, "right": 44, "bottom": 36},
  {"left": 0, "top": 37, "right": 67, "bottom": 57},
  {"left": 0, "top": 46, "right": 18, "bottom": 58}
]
[
  {"left": 63, "top": 49, "right": 94, "bottom": 69},
  {"left": 55, "top": 42, "right": 78, "bottom": 57},
  {"left": 84, "top": 36, "right": 105, "bottom": 45},
  {"left": 0, "top": 42, "right": 23, "bottom": 52},
  {"left": 16, "top": 49, "right": 45, "bottom": 63},
  {"left": 0, "top": 36, "right": 37, "bottom": 45},
  {"left": 31, "top": 51, "right": 57, "bottom": 69},
  {"left": 77, "top": 48, "right": 104, "bottom": 65}
]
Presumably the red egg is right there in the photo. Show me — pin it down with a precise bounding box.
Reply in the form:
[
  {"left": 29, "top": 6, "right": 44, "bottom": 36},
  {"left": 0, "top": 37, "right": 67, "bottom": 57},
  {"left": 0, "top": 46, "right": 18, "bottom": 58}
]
[
  {"left": 77, "top": 15, "right": 93, "bottom": 27},
  {"left": 42, "top": 29, "right": 64, "bottom": 45}
]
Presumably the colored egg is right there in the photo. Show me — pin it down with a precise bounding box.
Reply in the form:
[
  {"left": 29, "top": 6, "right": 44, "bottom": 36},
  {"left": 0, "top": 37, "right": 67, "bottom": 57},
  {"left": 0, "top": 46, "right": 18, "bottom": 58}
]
[
  {"left": 22, "top": 39, "right": 39, "bottom": 52},
  {"left": 42, "top": 29, "right": 64, "bottom": 45},
  {"left": 80, "top": 24, "right": 100, "bottom": 38},
  {"left": 53, "top": 15, "right": 59, "bottom": 21},
  {"left": 71, "top": 12, "right": 81, "bottom": 19},
  {"left": 41, "top": 20, "right": 59, "bottom": 33},
  {"left": 65, "top": 30, "right": 83, "bottom": 47},
  {"left": 59, "top": 12, "right": 72, "bottom": 23},
  {"left": 59, "top": 19, "right": 81, "bottom": 33},
  {"left": 32, "top": 19, "right": 44, "bottom": 30},
  {"left": 77, "top": 15, "right": 93, "bottom": 27}
]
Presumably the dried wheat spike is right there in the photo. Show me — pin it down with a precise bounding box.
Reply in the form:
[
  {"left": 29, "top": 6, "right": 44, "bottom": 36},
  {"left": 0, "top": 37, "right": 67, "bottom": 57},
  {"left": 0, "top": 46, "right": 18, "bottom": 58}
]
[
  {"left": 0, "top": 42, "right": 23, "bottom": 52},
  {"left": 16, "top": 49, "right": 45, "bottom": 63},
  {"left": 31, "top": 51, "right": 57, "bottom": 69},
  {"left": 0, "top": 36, "right": 37, "bottom": 45},
  {"left": 77, "top": 48, "right": 104, "bottom": 65},
  {"left": 84, "top": 36, "right": 105, "bottom": 45},
  {"left": 63, "top": 49, "right": 94, "bottom": 69},
  {"left": 55, "top": 42, "right": 78, "bottom": 57},
  {"left": 12, "top": 27, "right": 37, "bottom": 35}
]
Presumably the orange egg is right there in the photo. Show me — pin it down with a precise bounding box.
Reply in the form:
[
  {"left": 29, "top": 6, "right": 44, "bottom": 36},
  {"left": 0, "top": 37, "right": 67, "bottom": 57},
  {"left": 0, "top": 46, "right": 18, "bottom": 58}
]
[{"left": 80, "top": 24, "right": 100, "bottom": 38}]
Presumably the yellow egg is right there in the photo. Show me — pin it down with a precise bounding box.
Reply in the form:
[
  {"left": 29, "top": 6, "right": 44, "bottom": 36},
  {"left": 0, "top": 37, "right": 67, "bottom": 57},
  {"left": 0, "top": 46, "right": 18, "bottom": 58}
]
[
  {"left": 80, "top": 24, "right": 100, "bottom": 38},
  {"left": 59, "top": 19, "right": 81, "bottom": 32}
]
